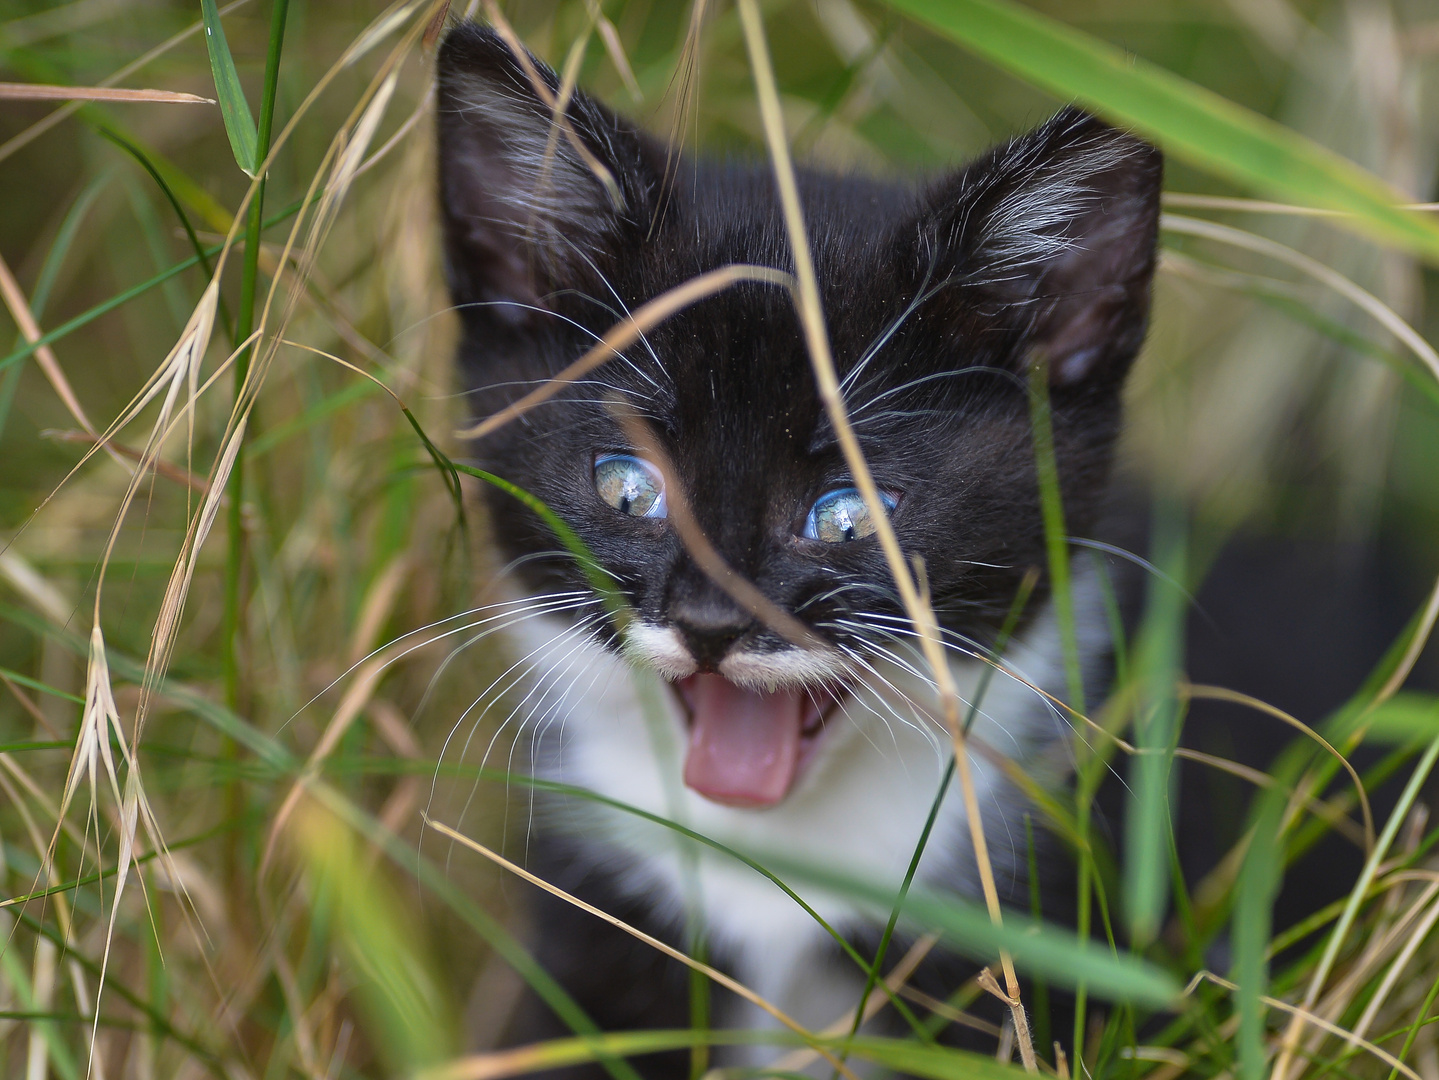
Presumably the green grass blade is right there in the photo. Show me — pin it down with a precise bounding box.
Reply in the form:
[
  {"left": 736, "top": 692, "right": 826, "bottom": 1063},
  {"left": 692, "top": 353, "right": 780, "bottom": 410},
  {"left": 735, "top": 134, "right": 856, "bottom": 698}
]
[
  {"left": 844, "top": 571, "right": 1037, "bottom": 1052},
  {"left": 248, "top": 377, "right": 379, "bottom": 455},
  {"left": 294, "top": 806, "right": 456, "bottom": 1070},
  {"left": 450, "top": 462, "right": 628, "bottom": 626},
  {"left": 200, "top": 0, "right": 258, "bottom": 175},
  {"left": 1124, "top": 499, "right": 1188, "bottom": 947},
  {"left": 0, "top": 351, "right": 21, "bottom": 437},
  {"left": 764, "top": 853, "right": 1181, "bottom": 1007},
  {"left": 830, "top": 1036, "right": 1031, "bottom": 1080},
  {"left": 412, "top": 1030, "right": 799, "bottom": 1080},
  {"left": 1025, "top": 816, "right": 1052, "bottom": 1058},
  {"left": 1027, "top": 359, "right": 1083, "bottom": 715},
  {"left": 880, "top": 0, "right": 1439, "bottom": 263},
  {"left": 1232, "top": 783, "right": 1286, "bottom": 1080},
  {"left": 97, "top": 127, "right": 214, "bottom": 280},
  {"left": 0, "top": 666, "right": 85, "bottom": 705},
  {"left": 400, "top": 406, "right": 465, "bottom": 525},
  {"left": 223, "top": 0, "right": 289, "bottom": 714},
  {"left": 99, "top": 125, "right": 235, "bottom": 339},
  {"left": 406, "top": 1030, "right": 1032, "bottom": 1080},
  {"left": 1027, "top": 355, "right": 1092, "bottom": 1051},
  {"left": 1357, "top": 692, "right": 1439, "bottom": 744},
  {"left": 1387, "top": 968, "right": 1439, "bottom": 1080}
]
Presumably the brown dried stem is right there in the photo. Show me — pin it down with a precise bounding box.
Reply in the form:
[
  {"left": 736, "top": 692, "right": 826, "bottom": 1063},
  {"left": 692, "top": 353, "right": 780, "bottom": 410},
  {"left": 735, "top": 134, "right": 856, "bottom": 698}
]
[
  {"left": 614, "top": 406, "right": 823, "bottom": 651},
  {"left": 734, "top": 0, "right": 1035, "bottom": 1069},
  {"left": 456, "top": 264, "right": 793, "bottom": 442}
]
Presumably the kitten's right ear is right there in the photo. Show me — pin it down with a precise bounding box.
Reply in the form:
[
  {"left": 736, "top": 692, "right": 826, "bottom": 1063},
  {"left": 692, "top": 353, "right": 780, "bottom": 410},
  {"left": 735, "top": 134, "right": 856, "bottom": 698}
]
[
  {"left": 912, "top": 109, "right": 1162, "bottom": 390},
  {"left": 436, "top": 24, "right": 662, "bottom": 323}
]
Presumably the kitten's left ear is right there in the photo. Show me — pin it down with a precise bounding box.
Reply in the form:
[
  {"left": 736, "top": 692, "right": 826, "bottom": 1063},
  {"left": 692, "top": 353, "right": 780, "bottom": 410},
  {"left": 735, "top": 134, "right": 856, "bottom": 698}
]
[
  {"left": 436, "top": 23, "right": 664, "bottom": 322},
  {"left": 917, "top": 108, "right": 1163, "bottom": 388}
]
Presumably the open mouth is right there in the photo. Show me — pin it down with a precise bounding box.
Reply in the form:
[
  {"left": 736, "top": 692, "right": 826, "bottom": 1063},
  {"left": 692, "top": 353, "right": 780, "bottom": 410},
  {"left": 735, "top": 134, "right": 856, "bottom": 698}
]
[{"left": 670, "top": 673, "right": 849, "bottom": 809}]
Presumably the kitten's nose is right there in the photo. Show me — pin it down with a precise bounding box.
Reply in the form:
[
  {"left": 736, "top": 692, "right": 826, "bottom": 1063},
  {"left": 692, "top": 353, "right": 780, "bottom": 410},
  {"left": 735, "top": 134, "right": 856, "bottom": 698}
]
[{"left": 670, "top": 602, "right": 752, "bottom": 671}]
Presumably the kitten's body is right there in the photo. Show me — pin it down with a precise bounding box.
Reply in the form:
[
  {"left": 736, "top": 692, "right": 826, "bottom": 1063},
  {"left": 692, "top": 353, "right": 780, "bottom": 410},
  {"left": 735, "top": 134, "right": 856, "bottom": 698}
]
[
  {"left": 437, "top": 22, "right": 1160, "bottom": 1072},
  {"left": 509, "top": 580, "right": 1106, "bottom": 1032}
]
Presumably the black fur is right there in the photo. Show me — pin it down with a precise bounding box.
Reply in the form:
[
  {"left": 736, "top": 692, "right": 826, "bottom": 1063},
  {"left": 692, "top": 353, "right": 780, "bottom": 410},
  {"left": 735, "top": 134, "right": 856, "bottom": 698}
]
[{"left": 438, "top": 23, "right": 1161, "bottom": 659}]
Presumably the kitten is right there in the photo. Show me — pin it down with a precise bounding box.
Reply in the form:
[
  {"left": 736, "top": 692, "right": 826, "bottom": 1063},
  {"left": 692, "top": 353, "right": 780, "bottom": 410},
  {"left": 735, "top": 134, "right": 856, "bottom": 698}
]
[{"left": 436, "top": 21, "right": 1161, "bottom": 1073}]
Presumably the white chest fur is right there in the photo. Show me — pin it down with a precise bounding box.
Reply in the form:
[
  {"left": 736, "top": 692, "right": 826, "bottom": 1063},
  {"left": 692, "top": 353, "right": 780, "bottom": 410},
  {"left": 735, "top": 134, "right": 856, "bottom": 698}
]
[{"left": 497, "top": 591, "right": 1094, "bottom": 1029}]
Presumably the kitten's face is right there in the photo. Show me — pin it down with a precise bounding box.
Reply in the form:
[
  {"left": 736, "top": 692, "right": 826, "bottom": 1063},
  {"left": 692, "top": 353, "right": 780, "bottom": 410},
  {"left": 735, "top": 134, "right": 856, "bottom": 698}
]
[{"left": 437, "top": 25, "right": 1161, "bottom": 808}]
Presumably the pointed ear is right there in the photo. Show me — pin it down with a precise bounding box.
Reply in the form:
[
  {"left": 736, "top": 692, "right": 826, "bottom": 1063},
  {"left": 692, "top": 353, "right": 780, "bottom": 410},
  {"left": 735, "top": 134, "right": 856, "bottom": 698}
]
[
  {"left": 919, "top": 108, "right": 1162, "bottom": 388},
  {"left": 436, "top": 24, "right": 664, "bottom": 323}
]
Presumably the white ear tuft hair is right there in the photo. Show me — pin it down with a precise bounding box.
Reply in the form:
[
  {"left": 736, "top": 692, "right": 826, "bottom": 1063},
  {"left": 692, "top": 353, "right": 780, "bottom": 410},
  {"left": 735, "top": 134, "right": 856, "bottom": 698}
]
[
  {"left": 436, "top": 24, "right": 662, "bottom": 317},
  {"left": 969, "top": 112, "right": 1155, "bottom": 282},
  {"left": 917, "top": 108, "right": 1163, "bottom": 386}
]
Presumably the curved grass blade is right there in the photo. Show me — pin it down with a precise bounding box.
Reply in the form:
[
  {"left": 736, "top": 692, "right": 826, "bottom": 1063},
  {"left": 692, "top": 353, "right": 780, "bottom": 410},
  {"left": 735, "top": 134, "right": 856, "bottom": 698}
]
[
  {"left": 97, "top": 127, "right": 213, "bottom": 282},
  {"left": 845, "top": 569, "right": 1039, "bottom": 1053},
  {"left": 881, "top": 0, "right": 1439, "bottom": 263},
  {"left": 450, "top": 462, "right": 627, "bottom": 627},
  {"left": 200, "top": 0, "right": 258, "bottom": 175},
  {"left": 0, "top": 194, "right": 310, "bottom": 377},
  {"left": 420, "top": 1031, "right": 1033, "bottom": 1080},
  {"left": 762, "top": 852, "right": 1181, "bottom": 1008},
  {"left": 419, "top": 1030, "right": 813, "bottom": 1080},
  {"left": 96, "top": 126, "right": 235, "bottom": 340}
]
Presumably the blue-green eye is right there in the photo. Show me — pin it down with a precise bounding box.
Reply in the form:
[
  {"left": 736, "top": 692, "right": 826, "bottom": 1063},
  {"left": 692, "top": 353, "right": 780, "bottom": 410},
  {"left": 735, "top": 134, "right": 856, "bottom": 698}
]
[
  {"left": 594, "top": 454, "right": 667, "bottom": 518},
  {"left": 803, "top": 487, "right": 896, "bottom": 543}
]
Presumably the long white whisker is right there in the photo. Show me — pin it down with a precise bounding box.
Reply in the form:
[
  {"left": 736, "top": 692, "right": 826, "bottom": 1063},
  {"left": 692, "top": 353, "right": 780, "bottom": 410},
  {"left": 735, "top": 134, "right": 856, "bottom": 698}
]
[
  {"left": 280, "top": 591, "right": 602, "bottom": 737},
  {"left": 559, "top": 242, "right": 666, "bottom": 381},
  {"left": 411, "top": 594, "right": 606, "bottom": 735},
  {"left": 839, "top": 263, "right": 950, "bottom": 397},
  {"left": 436, "top": 612, "right": 611, "bottom": 863},
  {"left": 444, "top": 611, "right": 607, "bottom": 784},
  {"left": 834, "top": 639, "right": 950, "bottom": 756},
  {"left": 522, "top": 618, "right": 615, "bottom": 851},
  {"left": 426, "top": 603, "right": 605, "bottom": 793}
]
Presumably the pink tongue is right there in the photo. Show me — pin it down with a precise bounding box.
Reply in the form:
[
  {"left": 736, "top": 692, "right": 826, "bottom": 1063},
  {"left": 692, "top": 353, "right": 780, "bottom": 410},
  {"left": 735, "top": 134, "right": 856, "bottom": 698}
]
[{"left": 680, "top": 674, "right": 805, "bottom": 808}]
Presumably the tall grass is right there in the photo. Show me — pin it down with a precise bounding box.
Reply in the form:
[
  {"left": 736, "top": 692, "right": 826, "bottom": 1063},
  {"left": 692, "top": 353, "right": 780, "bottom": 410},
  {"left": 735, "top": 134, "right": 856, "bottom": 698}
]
[{"left": 2, "top": 0, "right": 1439, "bottom": 1077}]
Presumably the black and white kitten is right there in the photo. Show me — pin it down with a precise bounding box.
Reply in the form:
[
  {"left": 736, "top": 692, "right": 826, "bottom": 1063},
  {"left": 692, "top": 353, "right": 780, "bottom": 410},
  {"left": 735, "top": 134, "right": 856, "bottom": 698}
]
[{"left": 436, "top": 21, "right": 1161, "bottom": 1068}]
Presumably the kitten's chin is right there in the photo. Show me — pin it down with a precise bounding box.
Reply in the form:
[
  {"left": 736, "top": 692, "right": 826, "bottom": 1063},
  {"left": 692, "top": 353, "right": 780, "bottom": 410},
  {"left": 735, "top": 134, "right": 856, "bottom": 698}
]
[{"left": 672, "top": 674, "right": 844, "bottom": 808}]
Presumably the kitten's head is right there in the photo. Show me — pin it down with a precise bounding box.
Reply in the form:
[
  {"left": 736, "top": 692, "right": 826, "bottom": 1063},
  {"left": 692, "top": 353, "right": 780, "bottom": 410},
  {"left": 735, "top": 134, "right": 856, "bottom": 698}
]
[{"left": 437, "top": 23, "right": 1162, "bottom": 808}]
